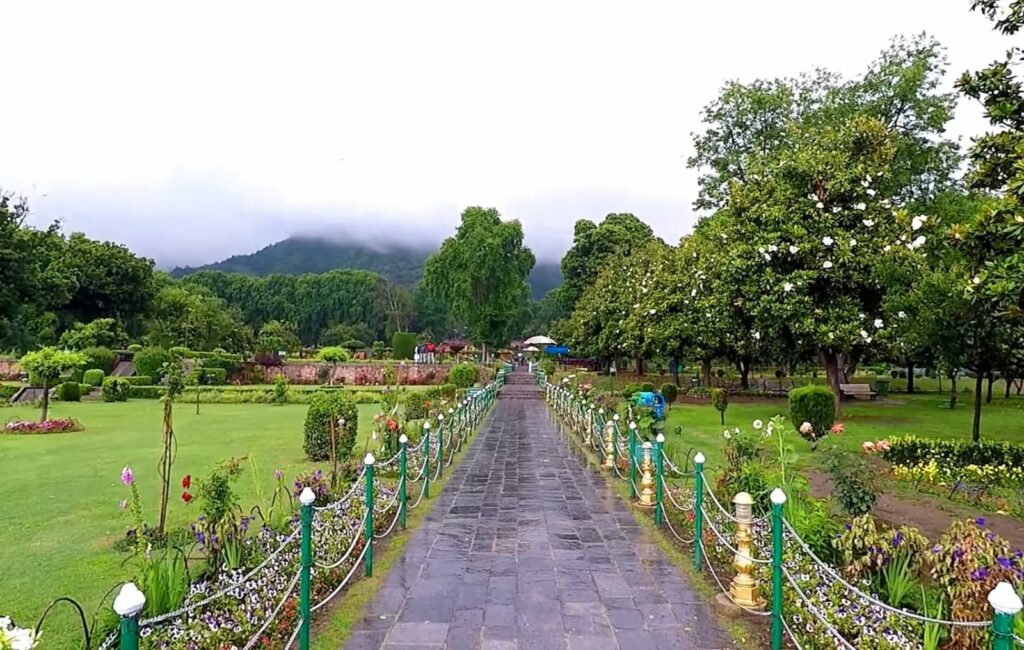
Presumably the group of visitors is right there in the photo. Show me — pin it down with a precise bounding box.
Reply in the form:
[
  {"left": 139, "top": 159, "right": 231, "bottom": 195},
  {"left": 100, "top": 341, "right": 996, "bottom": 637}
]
[{"left": 413, "top": 342, "right": 437, "bottom": 364}]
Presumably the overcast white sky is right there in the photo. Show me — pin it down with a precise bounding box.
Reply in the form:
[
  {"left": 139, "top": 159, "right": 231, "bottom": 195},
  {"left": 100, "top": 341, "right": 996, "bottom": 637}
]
[{"left": 1, "top": 1, "right": 1004, "bottom": 266}]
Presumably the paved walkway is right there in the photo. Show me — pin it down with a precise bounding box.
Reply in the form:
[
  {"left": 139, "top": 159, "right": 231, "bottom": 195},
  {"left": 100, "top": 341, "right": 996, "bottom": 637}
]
[{"left": 345, "top": 372, "right": 730, "bottom": 649}]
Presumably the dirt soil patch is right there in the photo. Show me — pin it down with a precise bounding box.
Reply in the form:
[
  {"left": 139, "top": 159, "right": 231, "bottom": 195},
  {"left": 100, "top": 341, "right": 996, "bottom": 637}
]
[{"left": 808, "top": 469, "right": 1024, "bottom": 549}]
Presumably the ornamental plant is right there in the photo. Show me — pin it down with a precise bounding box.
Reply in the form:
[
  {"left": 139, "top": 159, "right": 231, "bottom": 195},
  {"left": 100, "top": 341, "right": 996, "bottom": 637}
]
[
  {"left": 449, "top": 362, "right": 479, "bottom": 389},
  {"left": 303, "top": 391, "right": 358, "bottom": 461},
  {"left": 659, "top": 382, "right": 678, "bottom": 407},
  {"left": 18, "top": 347, "right": 87, "bottom": 421},
  {"left": 3, "top": 418, "right": 83, "bottom": 434},
  {"left": 710, "top": 387, "right": 728, "bottom": 424},
  {"left": 101, "top": 376, "right": 130, "bottom": 402},
  {"left": 822, "top": 446, "right": 878, "bottom": 517},
  {"left": 788, "top": 384, "right": 834, "bottom": 449},
  {"left": 0, "top": 616, "right": 37, "bottom": 650}
]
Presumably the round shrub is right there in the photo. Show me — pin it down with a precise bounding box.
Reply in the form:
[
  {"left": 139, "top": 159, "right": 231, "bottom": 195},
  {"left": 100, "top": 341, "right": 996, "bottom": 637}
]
[
  {"left": 622, "top": 384, "right": 639, "bottom": 400},
  {"left": 711, "top": 387, "right": 729, "bottom": 424},
  {"left": 135, "top": 347, "right": 171, "bottom": 380},
  {"left": 391, "top": 332, "right": 417, "bottom": 360},
  {"left": 82, "top": 369, "right": 105, "bottom": 387},
  {"left": 74, "top": 346, "right": 116, "bottom": 381},
  {"left": 659, "top": 383, "right": 678, "bottom": 405},
  {"left": 639, "top": 382, "right": 656, "bottom": 393},
  {"left": 203, "top": 368, "right": 228, "bottom": 385},
  {"left": 449, "top": 363, "right": 479, "bottom": 389},
  {"left": 102, "top": 377, "right": 131, "bottom": 402},
  {"left": 303, "top": 391, "right": 358, "bottom": 461},
  {"left": 126, "top": 343, "right": 143, "bottom": 353},
  {"left": 788, "top": 384, "right": 836, "bottom": 440},
  {"left": 403, "top": 391, "right": 429, "bottom": 420},
  {"left": 437, "top": 383, "right": 457, "bottom": 400},
  {"left": 540, "top": 359, "right": 556, "bottom": 376},
  {"left": 57, "top": 381, "right": 81, "bottom": 402}
]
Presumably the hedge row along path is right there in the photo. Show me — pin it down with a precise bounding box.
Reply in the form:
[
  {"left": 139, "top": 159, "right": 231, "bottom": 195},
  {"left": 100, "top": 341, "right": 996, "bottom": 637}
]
[{"left": 345, "top": 369, "right": 730, "bottom": 649}]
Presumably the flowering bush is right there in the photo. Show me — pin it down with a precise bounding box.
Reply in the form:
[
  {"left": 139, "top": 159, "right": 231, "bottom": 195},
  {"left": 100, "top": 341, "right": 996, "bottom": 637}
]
[
  {"left": 0, "top": 616, "right": 37, "bottom": 650},
  {"left": 3, "top": 418, "right": 83, "bottom": 434}
]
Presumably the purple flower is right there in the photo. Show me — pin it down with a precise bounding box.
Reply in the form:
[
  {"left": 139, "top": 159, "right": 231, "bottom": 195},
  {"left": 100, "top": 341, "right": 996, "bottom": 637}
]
[
  {"left": 892, "top": 532, "right": 904, "bottom": 547},
  {"left": 274, "top": 469, "right": 284, "bottom": 481},
  {"left": 953, "top": 548, "right": 964, "bottom": 561},
  {"left": 970, "top": 566, "right": 991, "bottom": 582},
  {"left": 121, "top": 466, "right": 134, "bottom": 486},
  {"left": 997, "top": 556, "right": 1013, "bottom": 570},
  {"left": 975, "top": 517, "right": 986, "bottom": 527},
  {"left": 932, "top": 545, "right": 942, "bottom": 554}
]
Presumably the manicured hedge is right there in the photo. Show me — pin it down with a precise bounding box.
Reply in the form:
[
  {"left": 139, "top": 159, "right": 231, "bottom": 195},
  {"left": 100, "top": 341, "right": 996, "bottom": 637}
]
[
  {"left": 403, "top": 391, "right": 429, "bottom": 420},
  {"left": 129, "top": 386, "right": 166, "bottom": 399},
  {"left": 57, "top": 381, "right": 81, "bottom": 402},
  {"left": 883, "top": 436, "right": 1024, "bottom": 469},
  {"left": 102, "top": 377, "right": 131, "bottom": 402},
  {"left": 391, "top": 332, "right": 417, "bottom": 360},
  {"left": 82, "top": 369, "right": 105, "bottom": 387},
  {"left": 789, "top": 384, "right": 835, "bottom": 437},
  {"left": 134, "top": 347, "right": 171, "bottom": 379},
  {"left": 124, "top": 376, "right": 154, "bottom": 386},
  {"left": 303, "top": 392, "right": 358, "bottom": 461},
  {"left": 449, "top": 363, "right": 478, "bottom": 389},
  {"left": 659, "top": 383, "right": 678, "bottom": 404}
]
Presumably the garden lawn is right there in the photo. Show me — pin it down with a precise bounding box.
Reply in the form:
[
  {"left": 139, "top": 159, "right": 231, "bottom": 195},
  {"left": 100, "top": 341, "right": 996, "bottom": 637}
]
[
  {"left": 658, "top": 392, "right": 1024, "bottom": 474},
  {"left": 0, "top": 400, "right": 379, "bottom": 650}
]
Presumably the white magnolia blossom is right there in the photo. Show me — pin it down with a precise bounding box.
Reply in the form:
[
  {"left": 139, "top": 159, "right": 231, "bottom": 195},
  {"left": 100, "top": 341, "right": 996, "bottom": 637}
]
[
  {"left": 789, "top": 245, "right": 799, "bottom": 254},
  {"left": 866, "top": 188, "right": 877, "bottom": 196},
  {"left": 860, "top": 329, "right": 870, "bottom": 339},
  {"left": 816, "top": 201, "right": 825, "bottom": 209},
  {"left": 898, "top": 311, "right": 907, "bottom": 319},
  {"left": 783, "top": 282, "right": 794, "bottom": 292},
  {"left": 690, "top": 289, "right": 697, "bottom": 297},
  {"left": 874, "top": 318, "right": 884, "bottom": 328},
  {"left": 909, "top": 235, "right": 927, "bottom": 250},
  {"left": 758, "top": 246, "right": 766, "bottom": 254},
  {"left": 911, "top": 216, "right": 925, "bottom": 231},
  {"left": 850, "top": 238, "right": 857, "bottom": 247},
  {"left": 823, "top": 260, "right": 834, "bottom": 269},
  {"left": 768, "top": 244, "right": 778, "bottom": 252},
  {"left": 854, "top": 202, "right": 867, "bottom": 211},
  {"left": 972, "top": 276, "right": 981, "bottom": 285},
  {"left": 753, "top": 331, "right": 761, "bottom": 340},
  {"left": 822, "top": 236, "right": 835, "bottom": 246},
  {"left": 649, "top": 308, "right": 657, "bottom": 315},
  {"left": 859, "top": 313, "right": 865, "bottom": 319},
  {"left": 832, "top": 206, "right": 842, "bottom": 213},
  {"left": 863, "top": 177, "right": 872, "bottom": 186},
  {"left": 863, "top": 219, "right": 875, "bottom": 227},
  {"left": 764, "top": 253, "right": 772, "bottom": 261},
  {"left": 883, "top": 245, "right": 892, "bottom": 252}
]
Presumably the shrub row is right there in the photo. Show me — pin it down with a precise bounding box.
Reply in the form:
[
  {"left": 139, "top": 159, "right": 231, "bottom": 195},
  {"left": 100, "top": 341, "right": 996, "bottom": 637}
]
[
  {"left": 102, "top": 377, "right": 131, "bottom": 402},
  {"left": 882, "top": 436, "right": 1024, "bottom": 469},
  {"left": 125, "top": 386, "right": 384, "bottom": 404}
]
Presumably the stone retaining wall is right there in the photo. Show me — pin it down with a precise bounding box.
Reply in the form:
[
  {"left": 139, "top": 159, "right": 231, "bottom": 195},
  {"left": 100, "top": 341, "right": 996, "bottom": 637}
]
[
  {"left": 0, "top": 359, "right": 21, "bottom": 380},
  {"left": 262, "top": 362, "right": 452, "bottom": 386}
]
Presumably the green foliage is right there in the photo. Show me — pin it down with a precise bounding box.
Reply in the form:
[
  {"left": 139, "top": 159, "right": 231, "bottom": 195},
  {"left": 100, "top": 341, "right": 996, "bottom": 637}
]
[
  {"left": 129, "top": 385, "right": 165, "bottom": 399},
  {"left": 391, "top": 332, "right": 417, "bottom": 360},
  {"left": 540, "top": 359, "right": 555, "bottom": 375},
  {"left": 317, "top": 346, "right": 350, "bottom": 365},
  {"left": 784, "top": 494, "right": 840, "bottom": 563},
  {"left": 137, "top": 550, "right": 189, "bottom": 618},
  {"left": 169, "top": 346, "right": 189, "bottom": 359},
  {"left": 659, "top": 382, "right": 678, "bottom": 405},
  {"left": 272, "top": 374, "right": 289, "bottom": 405},
  {"left": 638, "top": 381, "right": 655, "bottom": 393},
  {"left": 19, "top": 347, "right": 87, "bottom": 384},
  {"left": 79, "top": 346, "right": 117, "bottom": 376},
  {"left": 195, "top": 368, "right": 227, "bottom": 385},
  {"left": 788, "top": 385, "right": 835, "bottom": 441},
  {"left": 559, "top": 213, "right": 655, "bottom": 311},
  {"left": 710, "top": 387, "right": 728, "bottom": 424},
  {"left": 341, "top": 339, "right": 364, "bottom": 351},
  {"left": 822, "top": 447, "right": 878, "bottom": 517},
  {"left": 403, "top": 391, "right": 429, "bottom": 420},
  {"left": 146, "top": 284, "right": 251, "bottom": 353},
  {"left": 134, "top": 346, "right": 171, "bottom": 380},
  {"left": 127, "top": 343, "right": 143, "bottom": 352},
  {"left": 882, "top": 435, "right": 1024, "bottom": 469},
  {"left": 102, "top": 377, "right": 131, "bottom": 402},
  {"left": 58, "top": 318, "right": 127, "bottom": 350},
  {"left": 56, "top": 381, "right": 81, "bottom": 402},
  {"left": 448, "top": 363, "right": 478, "bottom": 389},
  {"left": 82, "top": 368, "right": 105, "bottom": 387},
  {"left": 621, "top": 384, "right": 639, "bottom": 399},
  {"left": 303, "top": 392, "right": 358, "bottom": 461}
]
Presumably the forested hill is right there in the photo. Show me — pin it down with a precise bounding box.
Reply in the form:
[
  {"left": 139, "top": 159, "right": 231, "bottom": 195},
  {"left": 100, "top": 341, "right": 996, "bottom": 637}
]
[{"left": 171, "top": 236, "right": 563, "bottom": 298}]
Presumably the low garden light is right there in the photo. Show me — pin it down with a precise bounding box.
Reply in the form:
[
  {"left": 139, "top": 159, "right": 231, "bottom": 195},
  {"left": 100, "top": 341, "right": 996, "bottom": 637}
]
[
  {"left": 638, "top": 441, "right": 655, "bottom": 507},
  {"left": 728, "top": 491, "right": 764, "bottom": 611}
]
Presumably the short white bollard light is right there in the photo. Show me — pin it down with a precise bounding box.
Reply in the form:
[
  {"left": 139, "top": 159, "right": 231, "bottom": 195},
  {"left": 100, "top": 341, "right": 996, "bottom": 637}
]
[
  {"left": 989, "top": 581, "right": 1024, "bottom": 649},
  {"left": 113, "top": 582, "right": 146, "bottom": 650}
]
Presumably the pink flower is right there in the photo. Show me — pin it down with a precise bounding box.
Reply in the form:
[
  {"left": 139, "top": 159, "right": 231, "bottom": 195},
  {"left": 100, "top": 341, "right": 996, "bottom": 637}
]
[
  {"left": 121, "top": 466, "right": 134, "bottom": 486},
  {"left": 274, "top": 469, "right": 284, "bottom": 481},
  {"left": 876, "top": 439, "right": 890, "bottom": 451},
  {"left": 799, "top": 422, "right": 813, "bottom": 435},
  {"left": 861, "top": 441, "right": 876, "bottom": 454},
  {"left": 830, "top": 423, "right": 845, "bottom": 435}
]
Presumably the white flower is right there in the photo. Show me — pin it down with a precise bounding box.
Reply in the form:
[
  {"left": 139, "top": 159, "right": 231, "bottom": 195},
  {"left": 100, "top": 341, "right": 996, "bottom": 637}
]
[
  {"left": 758, "top": 246, "right": 766, "bottom": 254},
  {"left": 832, "top": 206, "right": 842, "bottom": 213},
  {"left": 911, "top": 216, "right": 924, "bottom": 231},
  {"left": 823, "top": 260, "right": 834, "bottom": 269},
  {"left": 723, "top": 429, "right": 732, "bottom": 440},
  {"left": 816, "top": 201, "right": 825, "bottom": 209},
  {"left": 855, "top": 202, "right": 867, "bottom": 211},
  {"left": 799, "top": 422, "right": 813, "bottom": 435},
  {"left": 860, "top": 329, "right": 870, "bottom": 339},
  {"left": 850, "top": 238, "right": 857, "bottom": 247},
  {"left": 859, "top": 313, "right": 865, "bottom": 319},
  {"left": 910, "top": 235, "right": 926, "bottom": 249},
  {"left": 822, "top": 236, "right": 834, "bottom": 246},
  {"left": 783, "top": 282, "right": 794, "bottom": 292},
  {"left": 789, "top": 245, "right": 799, "bottom": 254},
  {"left": 768, "top": 244, "right": 778, "bottom": 252},
  {"left": 720, "top": 233, "right": 728, "bottom": 240},
  {"left": 972, "top": 276, "right": 981, "bottom": 285},
  {"left": 863, "top": 219, "right": 875, "bottom": 227},
  {"left": 866, "top": 188, "right": 877, "bottom": 196},
  {"left": 883, "top": 245, "right": 891, "bottom": 252},
  {"left": 649, "top": 308, "right": 657, "bottom": 315},
  {"left": 690, "top": 289, "right": 697, "bottom": 297},
  {"left": 753, "top": 331, "right": 761, "bottom": 340},
  {"left": 764, "top": 253, "right": 772, "bottom": 261},
  {"left": 863, "top": 177, "right": 871, "bottom": 186},
  {"left": 898, "top": 311, "right": 907, "bottom": 319},
  {"left": 641, "top": 286, "right": 648, "bottom": 293},
  {"left": 752, "top": 419, "right": 763, "bottom": 430},
  {"left": 874, "top": 318, "right": 884, "bottom": 328}
]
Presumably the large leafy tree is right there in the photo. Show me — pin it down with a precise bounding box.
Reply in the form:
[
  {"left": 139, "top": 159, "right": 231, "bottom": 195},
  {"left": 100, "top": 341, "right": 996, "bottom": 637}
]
[
  {"left": 146, "top": 281, "right": 252, "bottom": 352},
  {"left": 19, "top": 347, "right": 87, "bottom": 421},
  {"left": 422, "top": 207, "right": 535, "bottom": 360},
  {"left": 558, "top": 214, "right": 656, "bottom": 312}
]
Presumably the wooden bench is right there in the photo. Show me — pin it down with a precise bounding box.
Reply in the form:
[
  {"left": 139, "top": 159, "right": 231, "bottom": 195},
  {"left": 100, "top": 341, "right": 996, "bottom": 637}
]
[{"left": 839, "top": 383, "right": 877, "bottom": 400}]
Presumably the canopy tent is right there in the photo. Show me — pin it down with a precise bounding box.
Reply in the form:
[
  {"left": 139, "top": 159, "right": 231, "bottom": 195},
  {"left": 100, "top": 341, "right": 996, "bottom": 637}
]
[
  {"left": 544, "top": 345, "right": 570, "bottom": 355},
  {"left": 521, "top": 345, "right": 540, "bottom": 352},
  {"left": 523, "top": 335, "right": 556, "bottom": 346}
]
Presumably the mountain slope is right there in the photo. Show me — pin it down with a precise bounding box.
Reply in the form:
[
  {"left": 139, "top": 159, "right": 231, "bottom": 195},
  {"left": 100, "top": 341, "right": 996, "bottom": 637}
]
[{"left": 172, "top": 236, "right": 562, "bottom": 298}]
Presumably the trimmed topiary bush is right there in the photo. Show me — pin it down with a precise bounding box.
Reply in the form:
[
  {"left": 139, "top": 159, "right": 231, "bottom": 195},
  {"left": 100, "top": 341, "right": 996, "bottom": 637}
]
[
  {"left": 135, "top": 347, "right": 171, "bottom": 380},
  {"left": 169, "top": 346, "right": 189, "bottom": 359},
  {"left": 639, "top": 382, "right": 656, "bottom": 393},
  {"left": 102, "top": 377, "right": 131, "bottom": 402},
  {"left": 789, "top": 384, "right": 836, "bottom": 441},
  {"left": 74, "top": 346, "right": 117, "bottom": 381},
  {"left": 202, "top": 368, "right": 228, "bottom": 385},
  {"left": 711, "top": 387, "right": 729, "bottom": 424},
  {"left": 126, "top": 343, "right": 143, "bottom": 352},
  {"left": 659, "top": 383, "right": 678, "bottom": 406},
  {"left": 391, "top": 332, "right": 417, "bottom": 360},
  {"left": 303, "top": 391, "right": 358, "bottom": 461},
  {"left": 83, "top": 368, "right": 105, "bottom": 387},
  {"left": 124, "top": 375, "right": 154, "bottom": 386},
  {"left": 449, "top": 363, "right": 479, "bottom": 389},
  {"left": 129, "top": 385, "right": 166, "bottom": 399},
  {"left": 57, "top": 381, "right": 81, "bottom": 402}
]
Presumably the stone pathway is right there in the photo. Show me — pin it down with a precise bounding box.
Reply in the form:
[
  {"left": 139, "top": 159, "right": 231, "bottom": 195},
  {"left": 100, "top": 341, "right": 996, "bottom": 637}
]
[{"left": 344, "top": 371, "right": 730, "bottom": 649}]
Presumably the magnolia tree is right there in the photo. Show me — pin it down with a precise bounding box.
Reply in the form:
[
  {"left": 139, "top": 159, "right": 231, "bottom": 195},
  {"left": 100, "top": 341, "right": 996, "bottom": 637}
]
[{"left": 18, "top": 347, "right": 86, "bottom": 421}]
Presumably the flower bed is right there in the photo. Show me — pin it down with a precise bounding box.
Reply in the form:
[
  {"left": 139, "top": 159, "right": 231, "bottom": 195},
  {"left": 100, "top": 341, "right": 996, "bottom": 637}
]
[
  {"left": 0, "top": 615, "right": 38, "bottom": 649},
  {"left": 3, "top": 418, "right": 84, "bottom": 434}
]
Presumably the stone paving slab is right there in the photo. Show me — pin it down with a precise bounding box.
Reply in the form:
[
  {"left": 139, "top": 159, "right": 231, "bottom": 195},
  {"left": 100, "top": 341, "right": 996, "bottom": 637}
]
[{"left": 344, "top": 373, "right": 731, "bottom": 649}]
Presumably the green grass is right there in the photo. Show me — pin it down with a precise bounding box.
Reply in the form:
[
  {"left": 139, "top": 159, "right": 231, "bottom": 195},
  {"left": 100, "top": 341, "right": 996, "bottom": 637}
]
[
  {"left": 658, "top": 392, "right": 1024, "bottom": 473},
  {"left": 0, "top": 400, "right": 380, "bottom": 649}
]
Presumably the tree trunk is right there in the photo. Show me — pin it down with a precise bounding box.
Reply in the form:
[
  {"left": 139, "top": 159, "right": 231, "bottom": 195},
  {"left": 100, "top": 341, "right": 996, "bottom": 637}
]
[
  {"left": 671, "top": 356, "right": 680, "bottom": 387},
  {"left": 701, "top": 359, "right": 712, "bottom": 389},
  {"left": 949, "top": 370, "right": 957, "bottom": 410},
  {"left": 737, "top": 358, "right": 751, "bottom": 391},
  {"left": 158, "top": 397, "right": 174, "bottom": 536},
  {"left": 986, "top": 372, "right": 995, "bottom": 404},
  {"left": 636, "top": 357, "right": 645, "bottom": 376},
  {"left": 1005, "top": 375, "right": 1012, "bottom": 399},
  {"left": 972, "top": 373, "right": 984, "bottom": 443},
  {"left": 906, "top": 360, "right": 915, "bottom": 394},
  {"left": 40, "top": 378, "right": 49, "bottom": 422},
  {"left": 822, "top": 349, "right": 843, "bottom": 418}
]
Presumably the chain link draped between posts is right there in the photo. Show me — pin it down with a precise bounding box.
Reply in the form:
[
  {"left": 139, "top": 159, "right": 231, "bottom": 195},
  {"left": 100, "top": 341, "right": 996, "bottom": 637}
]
[
  {"left": 543, "top": 381, "right": 1020, "bottom": 650},
  {"left": 107, "top": 380, "right": 499, "bottom": 650}
]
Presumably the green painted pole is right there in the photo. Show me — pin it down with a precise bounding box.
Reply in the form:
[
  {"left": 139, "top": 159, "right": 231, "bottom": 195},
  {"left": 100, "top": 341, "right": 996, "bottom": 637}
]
[
  {"left": 436, "top": 415, "right": 444, "bottom": 479},
  {"left": 298, "top": 487, "right": 315, "bottom": 650},
  {"left": 113, "top": 583, "right": 145, "bottom": 650},
  {"left": 770, "top": 488, "right": 787, "bottom": 650},
  {"left": 399, "top": 434, "right": 408, "bottom": 530},
  {"left": 989, "top": 582, "right": 1023, "bottom": 650},
  {"left": 611, "top": 415, "right": 619, "bottom": 471},
  {"left": 693, "top": 452, "right": 706, "bottom": 572},
  {"left": 655, "top": 433, "right": 664, "bottom": 526},
  {"left": 629, "top": 421, "right": 638, "bottom": 499},
  {"left": 364, "top": 453, "right": 375, "bottom": 577},
  {"left": 423, "top": 422, "right": 431, "bottom": 499}
]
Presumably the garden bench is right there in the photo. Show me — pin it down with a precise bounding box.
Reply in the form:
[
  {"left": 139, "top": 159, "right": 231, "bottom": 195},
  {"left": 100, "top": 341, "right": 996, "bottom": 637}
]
[{"left": 839, "top": 383, "right": 877, "bottom": 400}]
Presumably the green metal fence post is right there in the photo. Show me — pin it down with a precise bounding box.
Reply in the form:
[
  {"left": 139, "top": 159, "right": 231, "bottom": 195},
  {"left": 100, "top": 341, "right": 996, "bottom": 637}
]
[
  {"left": 693, "top": 452, "right": 706, "bottom": 572},
  {"left": 113, "top": 583, "right": 145, "bottom": 650},
  {"left": 298, "top": 486, "right": 315, "bottom": 650},
  {"left": 364, "top": 453, "right": 375, "bottom": 577},
  {"left": 654, "top": 433, "right": 664, "bottom": 526},
  {"left": 611, "top": 414, "right": 620, "bottom": 471},
  {"left": 770, "top": 488, "right": 787, "bottom": 650},
  {"left": 989, "top": 582, "right": 1023, "bottom": 650},
  {"left": 629, "top": 421, "right": 638, "bottom": 499},
  {"left": 399, "top": 434, "right": 408, "bottom": 529},
  {"left": 436, "top": 414, "right": 445, "bottom": 479},
  {"left": 423, "top": 422, "right": 431, "bottom": 499}
]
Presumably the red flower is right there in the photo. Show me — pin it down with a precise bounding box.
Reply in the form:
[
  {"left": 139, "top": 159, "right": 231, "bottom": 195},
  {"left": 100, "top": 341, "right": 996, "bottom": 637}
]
[
  {"left": 424, "top": 400, "right": 432, "bottom": 409},
  {"left": 181, "top": 474, "right": 191, "bottom": 489},
  {"left": 387, "top": 418, "right": 398, "bottom": 431},
  {"left": 181, "top": 491, "right": 193, "bottom": 503}
]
